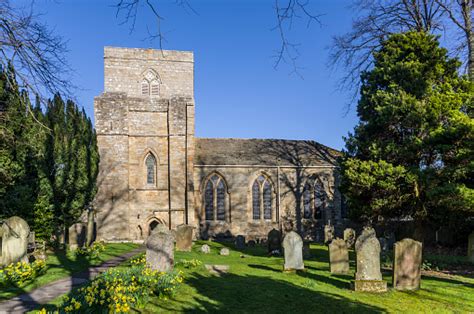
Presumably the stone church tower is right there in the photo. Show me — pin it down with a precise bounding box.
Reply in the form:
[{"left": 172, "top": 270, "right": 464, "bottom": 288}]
[
  {"left": 94, "top": 47, "right": 195, "bottom": 241},
  {"left": 94, "top": 47, "right": 345, "bottom": 243}
]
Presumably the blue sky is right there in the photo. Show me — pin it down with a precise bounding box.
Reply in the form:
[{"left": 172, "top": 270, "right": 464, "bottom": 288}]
[{"left": 25, "top": 0, "right": 359, "bottom": 150}]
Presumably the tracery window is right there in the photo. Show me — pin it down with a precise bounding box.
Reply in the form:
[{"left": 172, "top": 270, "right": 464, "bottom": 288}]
[
  {"left": 141, "top": 70, "right": 160, "bottom": 96},
  {"left": 145, "top": 153, "right": 156, "bottom": 185},
  {"left": 252, "top": 174, "right": 274, "bottom": 221},
  {"left": 302, "top": 178, "right": 326, "bottom": 220},
  {"left": 204, "top": 174, "right": 227, "bottom": 221}
]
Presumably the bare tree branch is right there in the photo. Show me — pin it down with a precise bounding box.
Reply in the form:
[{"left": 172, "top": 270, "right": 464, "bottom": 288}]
[
  {"left": 273, "top": 0, "right": 323, "bottom": 77},
  {"left": 0, "top": 0, "right": 73, "bottom": 105},
  {"left": 329, "top": 0, "right": 446, "bottom": 107},
  {"left": 330, "top": 0, "right": 472, "bottom": 109}
]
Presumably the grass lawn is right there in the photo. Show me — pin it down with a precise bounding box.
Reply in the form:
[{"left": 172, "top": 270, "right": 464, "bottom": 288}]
[
  {"left": 0, "top": 242, "right": 138, "bottom": 301},
  {"left": 140, "top": 241, "right": 474, "bottom": 314}
]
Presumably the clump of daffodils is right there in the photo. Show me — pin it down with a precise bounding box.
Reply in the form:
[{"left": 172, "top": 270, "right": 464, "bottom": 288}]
[
  {"left": 0, "top": 260, "right": 46, "bottom": 287},
  {"left": 75, "top": 241, "right": 106, "bottom": 258},
  {"left": 176, "top": 259, "right": 203, "bottom": 269},
  {"left": 58, "top": 255, "right": 184, "bottom": 313}
]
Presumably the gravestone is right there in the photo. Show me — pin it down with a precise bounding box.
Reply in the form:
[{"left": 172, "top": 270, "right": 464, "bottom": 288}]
[
  {"left": 235, "top": 235, "right": 245, "bottom": 249},
  {"left": 247, "top": 240, "right": 256, "bottom": 247},
  {"left": 324, "top": 223, "right": 335, "bottom": 245},
  {"left": 175, "top": 224, "right": 194, "bottom": 252},
  {"left": 353, "top": 227, "right": 387, "bottom": 292},
  {"left": 329, "top": 238, "right": 349, "bottom": 274},
  {"left": 68, "top": 223, "right": 86, "bottom": 250},
  {"left": 393, "top": 238, "right": 422, "bottom": 290},
  {"left": 344, "top": 228, "right": 356, "bottom": 248},
  {"left": 282, "top": 221, "right": 304, "bottom": 271},
  {"left": 201, "top": 244, "right": 211, "bottom": 254},
  {"left": 220, "top": 248, "right": 230, "bottom": 256},
  {"left": 468, "top": 231, "right": 474, "bottom": 263},
  {"left": 0, "top": 216, "right": 30, "bottom": 266},
  {"left": 146, "top": 227, "right": 174, "bottom": 272},
  {"left": 205, "top": 264, "right": 229, "bottom": 276},
  {"left": 267, "top": 228, "right": 282, "bottom": 253}
]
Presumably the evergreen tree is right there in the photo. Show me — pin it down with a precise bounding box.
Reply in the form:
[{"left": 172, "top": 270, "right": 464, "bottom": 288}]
[
  {"left": 341, "top": 32, "right": 474, "bottom": 235},
  {"left": 0, "top": 65, "right": 99, "bottom": 242}
]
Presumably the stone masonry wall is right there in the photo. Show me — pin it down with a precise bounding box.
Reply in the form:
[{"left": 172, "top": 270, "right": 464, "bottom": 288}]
[
  {"left": 193, "top": 166, "right": 341, "bottom": 241},
  {"left": 94, "top": 47, "right": 195, "bottom": 241}
]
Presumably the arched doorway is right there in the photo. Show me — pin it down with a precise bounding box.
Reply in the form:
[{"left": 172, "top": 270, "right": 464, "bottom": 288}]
[{"left": 149, "top": 220, "right": 160, "bottom": 235}]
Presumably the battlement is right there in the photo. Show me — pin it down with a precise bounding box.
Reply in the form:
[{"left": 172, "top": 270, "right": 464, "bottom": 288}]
[{"left": 103, "top": 46, "right": 194, "bottom": 99}]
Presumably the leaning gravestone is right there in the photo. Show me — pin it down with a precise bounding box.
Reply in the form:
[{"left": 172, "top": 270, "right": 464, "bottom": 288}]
[
  {"left": 468, "top": 231, "right": 474, "bottom": 263},
  {"left": 267, "top": 228, "right": 282, "bottom": 253},
  {"left": 324, "top": 223, "right": 335, "bottom": 245},
  {"left": 235, "top": 235, "right": 246, "bottom": 249},
  {"left": 0, "top": 216, "right": 30, "bottom": 266},
  {"left": 393, "top": 238, "right": 422, "bottom": 290},
  {"left": 344, "top": 228, "right": 356, "bottom": 248},
  {"left": 146, "top": 227, "right": 174, "bottom": 272},
  {"left": 329, "top": 238, "right": 349, "bottom": 274},
  {"left": 353, "top": 227, "right": 387, "bottom": 292},
  {"left": 175, "top": 224, "right": 194, "bottom": 252},
  {"left": 282, "top": 221, "right": 304, "bottom": 271},
  {"left": 68, "top": 223, "right": 86, "bottom": 250},
  {"left": 201, "top": 244, "right": 211, "bottom": 254}
]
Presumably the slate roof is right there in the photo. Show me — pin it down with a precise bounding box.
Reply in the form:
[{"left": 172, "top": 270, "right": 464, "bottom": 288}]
[{"left": 194, "top": 138, "right": 340, "bottom": 167}]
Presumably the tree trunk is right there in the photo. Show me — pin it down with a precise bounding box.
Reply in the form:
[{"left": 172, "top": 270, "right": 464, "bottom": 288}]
[{"left": 86, "top": 207, "right": 94, "bottom": 247}]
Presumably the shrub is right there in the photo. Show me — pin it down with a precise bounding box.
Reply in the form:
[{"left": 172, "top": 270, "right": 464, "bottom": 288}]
[
  {"left": 58, "top": 257, "right": 184, "bottom": 313},
  {"left": 0, "top": 260, "right": 46, "bottom": 287}
]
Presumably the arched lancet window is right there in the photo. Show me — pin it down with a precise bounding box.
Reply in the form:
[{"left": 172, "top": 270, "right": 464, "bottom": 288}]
[
  {"left": 314, "top": 179, "right": 325, "bottom": 219},
  {"left": 303, "top": 183, "right": 312, "bottom": 219},
  {"left": 141, "top": 80, "right": 150, "bottom": 96},
  {"left": 252, "top": 174, "right": 273, "bottom": 220},
  {"left": 302, "top": 178, "right": 326, "bottom": 220},
  {"left": 145, "top": 154, "right": 156, "bottom": 185},
  {"left": 150, "top": 80, "right": 160, "bottom": 96},
  {"left": 203, "top": 174, "right": 227, "bottom": 221}
]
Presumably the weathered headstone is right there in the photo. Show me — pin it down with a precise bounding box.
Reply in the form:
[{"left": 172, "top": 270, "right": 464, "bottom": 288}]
[
  {"left": 235, "top": 235, "right": 245, "bottom": 249},
  {"left": 468, "top": 231, "right": 474, "bottom": 263},
  {"left": 282, "top": 221, "right": 304, "bottom": 271},
  {"left": 353, "top": 227, "right": 387, "bottom": 292},
  {"left": 205, "top": 264, "right": 229, "bottom": 276},
  {"left": 201, "top": 244, "right": 211, "bottom": 254},
  {"left": 329, "top": 238, "right": 349, "bottom": 274},
  {"left": 220, "top": 248, "right": 230, "bottom": 256},
  {"left": 393, "top": 238, "right": 422, "bottom": 290},
  {"left": 344, "top": 228, "right": 356, "bottom": 248},
  {"left": 175, "top": 224, "right": 194, "bottom": 252},
  {"left": 0, "top": 216, "right": 30, "bottom": 266},
  {"left": 247, "top": 240, "right": 256, "bottom": 247},
  {"left": 146, "top": 227, "right": 174, "bottom": 272},
  {"left": 324, "top": 223, "right": 335, "bottom": 245},
  {"left": 267, "top": 228, "right": 282, "bottom": 253},
  {"left": 68, "top": 223, "right": 86, "bottom": 250}
]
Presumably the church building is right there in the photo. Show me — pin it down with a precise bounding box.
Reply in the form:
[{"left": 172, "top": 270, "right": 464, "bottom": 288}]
[{"left": 94, "top": 47, "right": 344, "bottom": 242}]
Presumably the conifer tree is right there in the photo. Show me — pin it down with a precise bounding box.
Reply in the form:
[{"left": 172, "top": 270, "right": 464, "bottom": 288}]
[{"left": 341, "top": 32, "right": 474, "bottom": 237}]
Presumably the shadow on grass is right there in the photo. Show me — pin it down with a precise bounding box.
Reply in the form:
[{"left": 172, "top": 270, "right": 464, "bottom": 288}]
[
  {"left": 148, "top": 272, "right": 384, "bottom": 313},
  {"left": 422, "top": 274, "right": 474, "bottom": 288}
]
